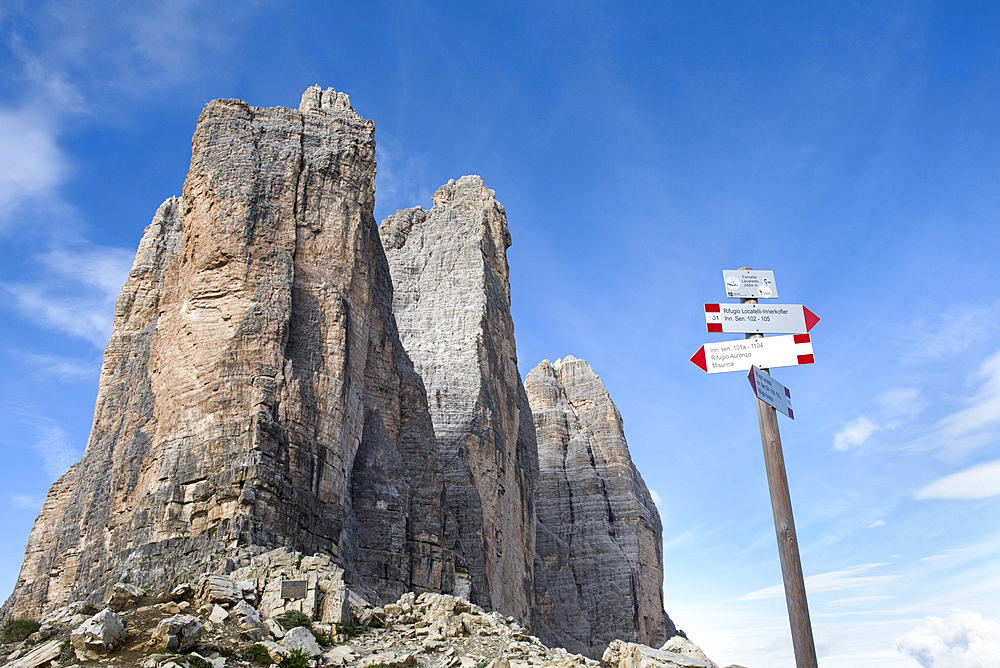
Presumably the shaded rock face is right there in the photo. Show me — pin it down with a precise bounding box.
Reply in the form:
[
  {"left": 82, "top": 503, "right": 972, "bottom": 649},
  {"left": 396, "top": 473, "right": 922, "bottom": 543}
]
[
  {"left": 526, "top": 357, "right": 675, "bottom": 658},
  {"left": 3, "top": 86, "right": 454, "bottom": 619},
  {"left": 379, "top": 176, "right": 538, "bottom": 624}
]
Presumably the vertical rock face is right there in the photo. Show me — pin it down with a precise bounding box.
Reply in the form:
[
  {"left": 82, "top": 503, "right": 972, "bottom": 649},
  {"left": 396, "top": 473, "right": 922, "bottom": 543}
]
[
  {"left": 379, "top": 176, "right": 538, "bottom": 624},
  {"left": 3, "top": 86, "right": 454, "bottom": 619},
  {"left": 526, "top": 356, "right": 676, "bottom": 658}
]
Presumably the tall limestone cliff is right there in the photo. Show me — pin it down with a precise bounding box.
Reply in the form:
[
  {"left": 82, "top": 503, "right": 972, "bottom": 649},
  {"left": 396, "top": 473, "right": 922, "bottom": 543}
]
[
  {"left": 379, "top": 176, "right": 538, "bottom": 625},
  {"left": 526, "top": 356, "right": 676, "bottom": 658},
  {"left": 4, "top": 88, "right": 678, "bottom": 660},
  {"left": 3, "top": 86, "right": 456, "bottom": 619}
]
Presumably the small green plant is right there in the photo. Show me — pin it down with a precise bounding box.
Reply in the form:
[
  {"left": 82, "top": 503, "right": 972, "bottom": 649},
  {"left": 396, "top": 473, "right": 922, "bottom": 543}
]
[
  {"left": 367, "top": 617, "right": 383, "bottom": 629},
  {"left": 205, "top": 524, "right": 218, "bottom": 537},
  {"left": 186, "top": 655, "right": 211, "bottom": 668},
  {"left": 310, "top": 626, "right": 328, "bottom": 646},
  {"left": 245, "top": 644, "right": 272, "bottom": 665},
  {"left": 279, "top": 648, "right": 312, "bottom": 668},
  {"left": 276, "top": 610, "right": 312, "bottom": 630},
  {"left": 475, "top": 662, "right": 488, "bottom": 668},
  {"left": 59, "top": 642, "right": 74, "bottom": 662},
  {"left": 1, "top": 617, "right": 40, "bottom": 643},
  {"left": 342, "top": 623, "right": 356, "bottom": 637}
]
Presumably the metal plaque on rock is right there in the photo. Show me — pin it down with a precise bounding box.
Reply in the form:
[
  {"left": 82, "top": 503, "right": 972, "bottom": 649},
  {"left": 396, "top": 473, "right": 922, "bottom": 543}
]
[{"left": 280, "top": 580, "right": 308, "bottom": 599}]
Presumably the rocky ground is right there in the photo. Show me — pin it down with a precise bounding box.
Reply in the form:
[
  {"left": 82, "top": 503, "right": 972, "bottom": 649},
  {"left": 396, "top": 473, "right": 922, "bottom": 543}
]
[{"left": 2, "top": 549, "right": 742, "bottom": 668}]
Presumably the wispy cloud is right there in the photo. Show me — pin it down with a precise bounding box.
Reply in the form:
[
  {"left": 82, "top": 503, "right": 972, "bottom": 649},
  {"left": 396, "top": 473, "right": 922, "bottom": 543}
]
[
  {"left": 2, "top": 245, "right": 133, "bottom": 347},
  {"left": 914, "top": 460, "right": 1000, "bottom": 501},
  {"left": 932, "top": 351, "right": 1000, "bottom": 451},
  {"left": 30, "top": 423, "right": 80, "bottom": 478},
  {"left": 739, "top": 563, "right": 901, "bottom": 601},
  {"left": 901, "top": 305, "right": 993, "bottom": 362},
  {"left": 834, "top": 416, "right": 879, "bottom": 451},
  {"left": 832, "top": 387, "right": 928, "bottom": 451},
  {"left": 0, "top": 108, "right": 67, "bottom": 228},
  {"left": 896, "top": 609, "right": 1000, "bottom": 668},
  {"left": 8, "top": 350, "right": 98, "bottom": 381},
  {"left": 10, "top": 493, "right": 45, "bottom": 511}
]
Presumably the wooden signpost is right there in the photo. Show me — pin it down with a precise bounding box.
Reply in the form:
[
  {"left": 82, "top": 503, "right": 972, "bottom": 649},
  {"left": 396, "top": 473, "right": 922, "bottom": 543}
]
[{"left": 692, "top": 268, "right": 819, "bottom": 668}]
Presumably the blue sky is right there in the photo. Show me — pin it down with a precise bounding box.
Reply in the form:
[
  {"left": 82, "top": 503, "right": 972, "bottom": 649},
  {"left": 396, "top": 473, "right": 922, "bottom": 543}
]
[{"left": 1, "top": 2, "right": 998, "bottom": 666}]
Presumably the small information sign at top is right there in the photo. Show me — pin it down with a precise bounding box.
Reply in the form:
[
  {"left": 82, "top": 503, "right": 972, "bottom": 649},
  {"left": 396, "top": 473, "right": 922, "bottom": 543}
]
[{"left": 723, "top": 269, "right": 778, "bottom": 299}]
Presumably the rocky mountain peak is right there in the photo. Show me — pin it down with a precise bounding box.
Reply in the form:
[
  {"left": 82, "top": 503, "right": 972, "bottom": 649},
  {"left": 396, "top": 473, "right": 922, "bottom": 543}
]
[
  {"left": 527, "top": 356, "right": 676, "bottom": 657},
  {"left": 299, "top": 85, "right": 358, "bottom": 115},
  {"left": 3, "top": 87, "right": 683, "bottom": 664}
]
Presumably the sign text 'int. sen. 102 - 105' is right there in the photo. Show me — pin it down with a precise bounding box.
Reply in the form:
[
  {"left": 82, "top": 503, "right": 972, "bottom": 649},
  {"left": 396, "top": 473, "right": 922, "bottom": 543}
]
[{"left": 704, "top": 302, "right": 820, "bottom": 334}]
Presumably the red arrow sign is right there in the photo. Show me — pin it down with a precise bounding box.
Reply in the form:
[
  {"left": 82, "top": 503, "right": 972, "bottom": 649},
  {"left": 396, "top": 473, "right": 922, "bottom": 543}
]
[
  {"left": 690, "top": 334, "right": 815, "bottom": 373},
  {"left": 705, "top": 303, "right": 820, "bottom": 334}
]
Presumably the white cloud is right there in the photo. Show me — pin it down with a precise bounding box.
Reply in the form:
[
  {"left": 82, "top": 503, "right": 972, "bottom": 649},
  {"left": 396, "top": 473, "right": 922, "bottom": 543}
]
[
  {"left": 834, "top": 416, "right": 879, "bottom": 451},
  {"left": 828, "top": 595, "right": 898, "bottom": 606},
  {"left": 2, "top": 245, "right": 133, "bottom": 347},
  {"left": 897, "top": 610, "right": 1000, "bottom": 668},
  {"left": 31, "top": 423, "right": 80, "bottom": 478},
  {"left": 12, "top": 351, "right": 98, "bottom": 381},
  {"left": 870, "top": 519, "right": 887, "bottom": 528},
  {"left": 934, "top": 351, "right": 1000, "bottom": 446},
  {"left": 0, "top": 109, "right": 67, "bottom": 225},
  {"left": 914, "top": 460, "right": 1000, "bottom": 501},
  {"left": 902, "top": 305, "right": 992, "bottom": 362},
  {"left": 649, "top": 489, "right": 662, "bottom": 506},
  {"left": 11, "top": 493, "right": 45, "bottom": 510},
  {"left": 879, "top": 387, "right": 928, "bottom": 420},
  {"left": 739, "top": 563, "right": 901, "bottom": 601}
]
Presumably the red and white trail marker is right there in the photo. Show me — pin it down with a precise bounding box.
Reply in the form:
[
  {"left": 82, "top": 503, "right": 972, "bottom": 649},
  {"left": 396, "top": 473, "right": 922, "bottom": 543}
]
[
  {"left": 705, "top": 303, "right": 820, "bottom": 334},
  {"left": 690, "top": 334, "right": 815, "bottom": 374},
  {"left": 748, "top": 365, "right": 794, "bottom": 419}
]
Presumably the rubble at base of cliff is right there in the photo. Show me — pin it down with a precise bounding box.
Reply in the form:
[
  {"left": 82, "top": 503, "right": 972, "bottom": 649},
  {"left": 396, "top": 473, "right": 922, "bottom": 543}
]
[{"left": 1, "top": 548, "right": 742, "bottom": 668}]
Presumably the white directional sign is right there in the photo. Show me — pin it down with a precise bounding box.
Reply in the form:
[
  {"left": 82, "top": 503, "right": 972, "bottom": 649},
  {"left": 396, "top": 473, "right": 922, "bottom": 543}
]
[
  {"left": 723, "top": 269, "right": 778, "bottom": 299},
  {"left": 748, "top": 365, "right": 794, "bottom": 419},
  {"left": 705, "top": 303, "right": 820, "bottom": 334},
  {"left": 689, "top": 334, "right": 815, "bottom": 374}
]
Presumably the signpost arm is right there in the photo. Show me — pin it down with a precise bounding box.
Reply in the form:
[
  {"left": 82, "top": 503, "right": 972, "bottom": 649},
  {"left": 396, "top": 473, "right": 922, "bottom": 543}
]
[{"left": 740, "top": 269, "right": 818, "bottom": 668}]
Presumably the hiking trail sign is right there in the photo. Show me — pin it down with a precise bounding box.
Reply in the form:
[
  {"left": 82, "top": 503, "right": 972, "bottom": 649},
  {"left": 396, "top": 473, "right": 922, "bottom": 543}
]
[
  {"left": 704, "top": 302, "right": 820, "bottom": 334},
  {"left": 723, "top": 269, "right": 778, "bottom": 299},
  {"left": 694, "top": 268, "right": 819, "bottom": 668},
  {"left": 689, "top": 333, "right": 814, "bottom": 373},
  {"left": 748, "top": 365, "right": 794, "bottom": 419}
]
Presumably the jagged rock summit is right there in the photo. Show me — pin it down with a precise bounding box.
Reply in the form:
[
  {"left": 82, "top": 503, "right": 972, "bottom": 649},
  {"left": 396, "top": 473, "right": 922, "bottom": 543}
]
[
  {"left": 380, "top": 175, "right": 538, "bottom": 624},
  {"left": 3, "top": 85, "right": 453, "bottom": 620},
  {"left": 526, "top": 357, "right": 675, "bottom": 657},
  {"left": 3, "top": 86, "right": 681, "bottom": 662}
]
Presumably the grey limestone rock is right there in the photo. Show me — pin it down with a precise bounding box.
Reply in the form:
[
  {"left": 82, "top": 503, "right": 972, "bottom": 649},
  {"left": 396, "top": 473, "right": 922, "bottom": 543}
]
[
  {"left": 281, "top": 625, "right": 323, "bottom": 657},
  {"left": 380, "top": 176, "right": 538, "bottom": 624},
  {"left": 526, "top": 357, "right": 676, "bottom": 658},
  {"left": 151, "top": 613, "right": 204, "bottom": 652},
  {"left": 70, "top": 608, "right": 128, "bottom": 659},
  {"left": 2, "top": 85, "right": 453, "bottom": 620}
]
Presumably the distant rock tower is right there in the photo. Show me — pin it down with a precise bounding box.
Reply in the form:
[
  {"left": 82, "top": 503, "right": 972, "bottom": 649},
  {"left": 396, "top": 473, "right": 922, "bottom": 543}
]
[
  {"left": 380, "top": 176, "right": 538, "bottom": 625},
  {"left": 527, "top": 356, "right": 677, "bottom": 657}
]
